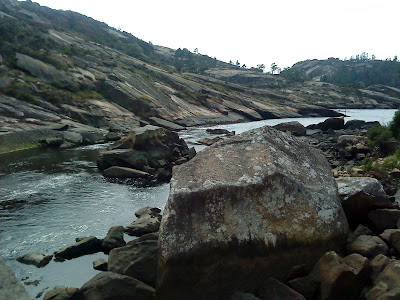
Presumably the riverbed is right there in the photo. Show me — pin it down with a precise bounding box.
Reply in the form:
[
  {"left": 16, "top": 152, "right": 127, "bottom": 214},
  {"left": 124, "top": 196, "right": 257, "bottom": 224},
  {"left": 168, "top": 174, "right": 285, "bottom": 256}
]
[{"left": 0, "top": 109, "right": 396, "bottom": 298}]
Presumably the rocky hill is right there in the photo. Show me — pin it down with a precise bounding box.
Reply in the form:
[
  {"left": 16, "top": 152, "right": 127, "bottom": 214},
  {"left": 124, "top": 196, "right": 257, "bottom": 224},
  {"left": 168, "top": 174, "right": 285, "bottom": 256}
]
[{"left": 1, "top": 0, "right": 400, "bottom": 152}]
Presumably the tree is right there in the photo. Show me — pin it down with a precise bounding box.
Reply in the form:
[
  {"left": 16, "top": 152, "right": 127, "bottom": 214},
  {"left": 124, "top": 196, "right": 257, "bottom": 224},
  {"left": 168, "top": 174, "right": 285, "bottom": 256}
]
[
  {"left": 194, "top": 48, "right": 199, "bottom": 54},
  {"left": 242, "top": 64, "right": 247, "bottom": 68},
  {"left": 257, "top": 64, "right": 265, "bottom": 71},
  {"left": 236, "top": 60, "right": 240, "bottom": 67},
  {"left": 270, "top": 62, "right": 278, "bottom": 74}
]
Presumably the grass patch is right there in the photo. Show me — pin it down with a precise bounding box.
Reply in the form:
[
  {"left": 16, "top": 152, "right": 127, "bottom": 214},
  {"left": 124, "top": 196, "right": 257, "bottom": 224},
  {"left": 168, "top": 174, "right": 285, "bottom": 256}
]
[{"left": 0, "top": 142, "right": 38, "bottom": 154}]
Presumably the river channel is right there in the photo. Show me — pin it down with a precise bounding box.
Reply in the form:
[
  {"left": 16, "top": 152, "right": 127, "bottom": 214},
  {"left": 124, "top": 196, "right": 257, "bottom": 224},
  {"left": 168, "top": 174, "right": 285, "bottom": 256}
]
[{"left": 0, "top": 109, "right": 396, "bottom": 298}]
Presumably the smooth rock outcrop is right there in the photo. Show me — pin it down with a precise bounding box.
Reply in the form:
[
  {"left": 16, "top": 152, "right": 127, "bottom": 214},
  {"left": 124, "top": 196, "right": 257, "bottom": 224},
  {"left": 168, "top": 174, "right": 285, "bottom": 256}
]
[
  {"left": 157, "top": 126, "right": 348, "bottom": 299},
  {"left": 16, "top": 252, "right": 53, "bottom": 268},
  {"left": 76, "top": 271, "right": 154, "bottom": 300}
]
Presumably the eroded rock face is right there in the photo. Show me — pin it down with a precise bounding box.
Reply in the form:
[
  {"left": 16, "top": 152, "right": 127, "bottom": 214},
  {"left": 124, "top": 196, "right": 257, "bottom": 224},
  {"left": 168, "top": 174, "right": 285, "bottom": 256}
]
[{"left": 157, "top": 126, "right": 348, "bottom": 299}]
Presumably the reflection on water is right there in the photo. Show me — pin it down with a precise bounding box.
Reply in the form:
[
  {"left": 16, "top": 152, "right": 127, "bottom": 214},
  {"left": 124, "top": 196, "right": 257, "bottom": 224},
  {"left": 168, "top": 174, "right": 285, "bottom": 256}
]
[{"left": 0, "top": 109, "right": 396, "bottom": 298}]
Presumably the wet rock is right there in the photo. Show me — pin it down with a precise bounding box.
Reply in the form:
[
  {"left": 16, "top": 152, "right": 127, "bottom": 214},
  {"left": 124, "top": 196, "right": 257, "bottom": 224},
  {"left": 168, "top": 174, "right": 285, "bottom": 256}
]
[
  {"left": 102, "top": 226, "right": 126, "bottom": 254},
  {"left": 336, "top": 177, "right": 392, "bottom": 227},
  {"left": 103, "top": 166, "right": 152, "bottom": 179},
  {"left": 157, "top": 126, "right": 348, "bottom": 299},
  {"left": 43, "top": 286, "right": 79, "bottom": 300},
  {"left": 93, "top": 258, "right": 108, "bottom": 271},
  {"left": 54, "top": 236, "right": 102, "bottom": 260},
  {"left": 309, "top": 251, "right": 361, "bottom": 300},
  {"left": 347, "top": 235, "right": 388, "bottom": 259},
  {"left": 125, "top": 207, "right": 162, "bottom": 237},
  {"left": 76, "top": 271, "right": 154, "bottom": 300},
  {"left": 369, "top": 209, "right": 400, "bottom": 231},
  {"left": 108, "top": 240, "right": 158, "bottom": 287},
  {"left": 16, "top": 252, "right": 53, "bottom": 268},
  {"left": 0, "top": 258, "right": 31, "bottom": 300},
  {"left": 273, "top": 121, "right": 306, "bottom": 136}
]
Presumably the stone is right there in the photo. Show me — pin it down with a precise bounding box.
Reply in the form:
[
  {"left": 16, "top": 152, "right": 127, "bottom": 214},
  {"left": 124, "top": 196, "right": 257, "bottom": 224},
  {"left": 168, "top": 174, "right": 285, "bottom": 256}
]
[
  {"left": 157, "top": 126, "right": 348, "bottom": 299},
  {"left": 337, "top": 135, "right": 367, "bottom": 146},
  {"left": 345, "top": 119, "right": 366, "bottom": 129},
  {"left": 258, "top": 277, "right": 306, "bottom": 299},
  {"left": 206, "top": 128, "right": 234, "bottom": 135},
  {"left": 125, "top": 207, "right": 162, "bottom": 237},
  {"left": 39, "top": 137, "right": 64, "bottom": 148},
  {"left": 93, "top": 258, "right": 108, "bottom": 271},
  {"left": 54, "top": 236, "right": 102, "bottom": 260},
  {"left": 103, "top": 166, "right": 152, "bottom": 179},
  {"left": 43, "top": 286, "right": 79, "bottom": 300},
  {"left": 231, "top": 291, "right": 261, "bottom": 300},
  {"left": 336, "top": 177, "right": 392, "bottom": 227},
  {"left": 342, "top": 253, "right": 370, "bottom": 283},
  {"left": 0, "top": 258, "right": 31, "bottom": 300},
  {"left": 105, "top": 131, "right": 120, "bottom": 141},
  {"left": 288, "top": 276, "right": 319, "bottom": 300},
  {"left": 108, "top": 240, "right": 158, "bottom": 287},
  {"left": 347, "top": 235, "right": 388, "bottom": 259},
  {"left": 354, "top": 225, "right": 374, "bottom": 238},
  {"left": 370, "top": 254, "right": 392, "bottom": 282},
  {"left": 76, "top": 271, "right": 154, "bottom": 300},
  {"left": 273, "top": 121, "right": 307, "bottom": 136},
  {"left": 128, "top": 232, "right": 159, "bottom": 245},
  {"left": 390, "top": 231, "right": 400, "bottom": 254},
  {"left": 366, "top": 281, "right": 389, "bottom": 300},
  {"left": 379, "top": 229, "right": 400, "bottom": 244},
  {"left": 148, "top": 117, "right": 185, "bottom": 131},
  {"left": 102, "top": 226, "right": 126, "bottom": 254},
  {"left": 309, "top": 251, "right": 361, "bottom": 300},
  {"left": 369, "top": 209, "right": 400, "bottom": 231},
  {"left": 373, "top": 261, "right": 400, "bottom": 295},
  {"left": 16, "top": 252, "right": 53, "bottom": 268},
  {"left": 318, "top": 117, "right": 345, "bottom": 131},
  {"left": 62, "top": 131, "right": 83, "bottom": 145}
]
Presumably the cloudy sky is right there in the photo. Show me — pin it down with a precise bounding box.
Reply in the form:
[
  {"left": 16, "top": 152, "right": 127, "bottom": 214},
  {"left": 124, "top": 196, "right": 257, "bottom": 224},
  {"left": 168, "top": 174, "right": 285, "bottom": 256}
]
[{"left": 28, "top": 0, "right": 399, "bottom": 70}]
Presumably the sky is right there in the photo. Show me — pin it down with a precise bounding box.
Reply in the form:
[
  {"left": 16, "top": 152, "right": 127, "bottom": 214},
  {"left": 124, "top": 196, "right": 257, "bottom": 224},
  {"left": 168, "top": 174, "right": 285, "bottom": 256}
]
[{"left": 25, "top": 0, "right": 400, "bottom": 70}]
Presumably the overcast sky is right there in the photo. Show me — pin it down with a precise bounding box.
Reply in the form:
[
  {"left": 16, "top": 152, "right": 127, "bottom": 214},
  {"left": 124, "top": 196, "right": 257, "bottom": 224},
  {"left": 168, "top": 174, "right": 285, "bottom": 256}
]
[{"left": 27, "top": 0, "right": 400, "bottom": 70}]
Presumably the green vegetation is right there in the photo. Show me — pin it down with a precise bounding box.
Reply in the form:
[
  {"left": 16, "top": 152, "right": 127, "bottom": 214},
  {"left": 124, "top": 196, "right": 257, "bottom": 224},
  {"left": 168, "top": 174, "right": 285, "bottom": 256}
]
[{"left": 0, "top": 142, "right": 38, "bottom": 154}]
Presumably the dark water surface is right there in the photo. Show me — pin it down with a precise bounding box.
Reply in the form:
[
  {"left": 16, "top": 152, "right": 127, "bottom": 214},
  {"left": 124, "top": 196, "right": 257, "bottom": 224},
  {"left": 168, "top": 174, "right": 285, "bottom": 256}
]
[{"left": 0, "top": 109, "right": 396, "bottom": 298}]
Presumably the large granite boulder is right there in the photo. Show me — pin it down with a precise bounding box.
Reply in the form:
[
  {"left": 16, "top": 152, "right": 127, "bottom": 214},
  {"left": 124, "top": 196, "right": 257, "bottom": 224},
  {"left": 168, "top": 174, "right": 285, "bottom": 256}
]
[
  {"left": 102, "top": 226, "right": 126, "bottom": 253},
  {"left": 157, "top": 126, "right": 348, "bottom": 299}
]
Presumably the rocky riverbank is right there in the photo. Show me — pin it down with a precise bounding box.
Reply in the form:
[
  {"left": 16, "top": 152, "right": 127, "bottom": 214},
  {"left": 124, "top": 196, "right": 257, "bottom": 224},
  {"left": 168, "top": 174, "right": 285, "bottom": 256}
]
[{"left": 3, "top": 117, "right": 400, "bottom": 300}]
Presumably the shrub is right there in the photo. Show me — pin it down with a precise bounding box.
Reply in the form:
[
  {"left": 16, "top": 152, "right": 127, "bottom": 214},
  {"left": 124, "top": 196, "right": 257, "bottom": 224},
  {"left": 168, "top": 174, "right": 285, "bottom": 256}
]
[
  {"left": 367, "top": 124, "right": 394, "bottom": 154},
  {"left": 389, "top": 107, "right": 400, "bottom": 140}
]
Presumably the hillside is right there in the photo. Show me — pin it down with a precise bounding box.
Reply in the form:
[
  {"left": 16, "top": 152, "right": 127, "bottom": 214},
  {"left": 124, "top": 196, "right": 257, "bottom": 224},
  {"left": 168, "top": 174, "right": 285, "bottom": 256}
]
[{"left": 1, "top": 0, "right": 400, "bottom": 146}]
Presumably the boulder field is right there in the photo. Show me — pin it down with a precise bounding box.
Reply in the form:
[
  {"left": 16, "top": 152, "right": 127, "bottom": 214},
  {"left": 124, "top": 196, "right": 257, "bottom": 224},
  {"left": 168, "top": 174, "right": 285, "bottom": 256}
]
[{"left": 157, "top": 126, "right": 348, "bottom": 299}]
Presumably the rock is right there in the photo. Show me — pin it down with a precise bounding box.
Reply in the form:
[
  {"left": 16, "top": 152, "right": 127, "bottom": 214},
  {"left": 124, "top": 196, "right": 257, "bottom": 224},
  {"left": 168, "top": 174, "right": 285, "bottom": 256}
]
[
  {"left": 128, "top": 232, "right": 159, "bottom": 245},
  {"left": 309, "top": 251, "right": 361, "bottom": 300},
  {"left": 43, "top": 286, "right": 79, "bottom": 300},
  {"left": 273, "top": 121, "right": 307, "bottom": 136},
  {"left": 342, "top": 253, "right": 370, "bottom": 283},
  {"left": 16, "top": 252, "right": 53, "bottom": 268},
  {"left": 337, "top": 135, "right": 367, "bottom": 146},
  {"left": 365, "top": 281, "right": 389, "bottom": 300},
  {"left": 336, "top": 177, "right": 392, "bottom": 227},
  {"left": 0, "top": 258, "right": 31, "bottom": 300},
  {"left": 16, "top": 53, "right": 78, "bottom": 90},
  {"left": 80, "top": 131, "right": 105, "bottom": 145},
  {"left": 345, "top": 119, "right": 366, "bottom": 129},
  {"left": 54, "top": 236, "right": 102, "bottom": 260},
  {"left": 125, "top": 207, "right": 162, "bottom": 237},
  {"left": 347, "top": 235, "right": 388, "bottom": 259},
  {"left": 108, "top": 240, "right": 158, "bottom": 287},
  {"left": 76, "top": 271, "right": 154, "bottom": 300},
  {"left": 379, "top": 229, "right": 400, "bottom": 244},
  {"left": 370, "top": 260, "right": 400, "bottom": 298},
  {"left": 231, "top": 291, "right": 261, "bottom": 300},
  {"left": 390, "top": 231, "right": 400, "bottom": 254},
  {"left": 354, "top": 225, "right": 374, "bottom": 238},
  {"left": 93, "top": 258, "right": 108, "bottom": 271},
  {"left": 62, "top": 131, "right": 83, "bottom": 145},
  {"left": 103, "top": 166, "right": 152, "bottom": 179},
  {"left": 318, "top": 117, "right": 345, "bottom": 131},
  {"left": 369, "top": 209, "right": 400, "bottom": 231},
  {"left": 157, "top": 126, "right": 348, "bottom": 299},
  {"left": 105, "top": 131, "right": 120, "bottom": 141},
  {"left": 258, "top": 277, "right": 306, "bottom": 299},
  {"left": 39, "top": 137, "right": 64, "bottom": 148},
  {"left": 102, "top": 226, "right": 126, "bottom": 253},
  {"left": 148, "top": 117, "right": 185, "bottom": 131},
  {"left": 206, "top": 128, "right": 234, "bottom": 135},
  {"left": 370, "top": 254, "right": 392, "bottom": 281},
  {"left": 196, "top": 136, "right": 222, "bottom": 146},
  {"left": 288, "top": 276, "right": 319, "bottom": 300}
]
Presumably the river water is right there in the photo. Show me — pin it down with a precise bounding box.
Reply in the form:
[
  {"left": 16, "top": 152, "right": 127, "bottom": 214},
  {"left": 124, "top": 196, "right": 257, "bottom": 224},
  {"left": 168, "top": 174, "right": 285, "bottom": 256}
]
[{"left": 0, "top": 109, "right": 396, "bottom": 298}]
